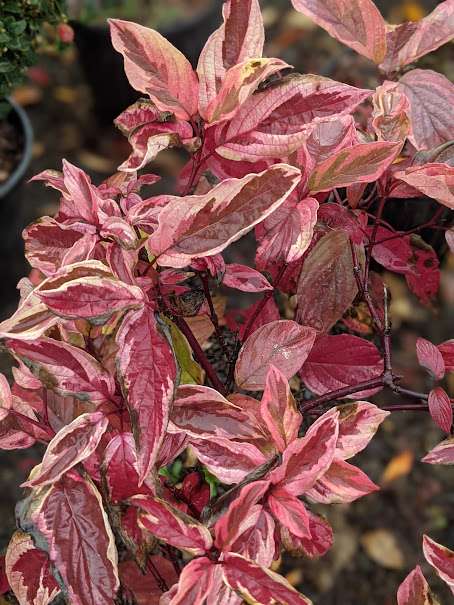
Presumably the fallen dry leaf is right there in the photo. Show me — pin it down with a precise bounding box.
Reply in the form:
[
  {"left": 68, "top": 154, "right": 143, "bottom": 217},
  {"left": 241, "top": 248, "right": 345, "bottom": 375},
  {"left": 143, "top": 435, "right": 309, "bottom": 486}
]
[
  {"left": 360, "top": 529, "right": 405, "bottom": 570},
  {"left": 381, "top": 449, "right": 414, "bottom": 485}
]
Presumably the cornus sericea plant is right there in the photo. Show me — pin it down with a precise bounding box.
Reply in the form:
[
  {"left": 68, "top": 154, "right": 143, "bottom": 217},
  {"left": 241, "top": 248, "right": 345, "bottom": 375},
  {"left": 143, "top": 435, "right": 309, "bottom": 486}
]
[{"left": 0, "top": 0, "right": 453, "bottom": 604}]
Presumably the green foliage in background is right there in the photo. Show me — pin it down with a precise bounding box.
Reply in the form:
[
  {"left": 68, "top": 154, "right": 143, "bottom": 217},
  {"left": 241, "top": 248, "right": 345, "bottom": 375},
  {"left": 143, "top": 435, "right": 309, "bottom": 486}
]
[{"left": 0, "top": 0, "right": 66, "bottom": 103}]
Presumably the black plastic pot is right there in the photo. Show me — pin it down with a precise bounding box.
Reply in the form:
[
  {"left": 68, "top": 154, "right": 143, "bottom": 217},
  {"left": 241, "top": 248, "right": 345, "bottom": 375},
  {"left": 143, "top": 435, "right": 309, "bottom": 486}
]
[
  {"left": 71, "top": 1, "right": 221, "bottom": 127},
  {"left": 0, "top": 99, "right": 33, "bottom": 201}
]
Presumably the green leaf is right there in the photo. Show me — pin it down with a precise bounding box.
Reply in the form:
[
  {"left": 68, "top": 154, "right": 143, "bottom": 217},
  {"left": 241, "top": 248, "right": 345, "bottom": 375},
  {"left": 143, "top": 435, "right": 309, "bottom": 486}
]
[{"left": 163, "top": 317, "right": 203, "bottom": 385}]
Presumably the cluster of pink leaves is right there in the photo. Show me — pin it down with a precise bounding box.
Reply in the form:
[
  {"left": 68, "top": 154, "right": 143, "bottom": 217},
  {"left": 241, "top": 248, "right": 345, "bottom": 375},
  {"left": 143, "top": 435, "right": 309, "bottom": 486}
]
[{"left": 0, "top": 0, "right": 453, "bottom": 603}]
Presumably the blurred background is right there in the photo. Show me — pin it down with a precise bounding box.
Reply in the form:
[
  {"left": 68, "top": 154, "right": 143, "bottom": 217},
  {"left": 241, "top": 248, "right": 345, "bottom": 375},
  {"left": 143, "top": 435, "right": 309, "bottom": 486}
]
[{"left": 0, "top": 0, "right": 453, "bottom": 603}]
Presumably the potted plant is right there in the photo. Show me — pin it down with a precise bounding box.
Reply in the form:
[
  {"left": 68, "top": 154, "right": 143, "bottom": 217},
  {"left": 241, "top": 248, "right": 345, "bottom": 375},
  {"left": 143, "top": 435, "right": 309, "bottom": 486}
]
[{"left": 0, "top": 0, "right": 71, "bottom": 200}]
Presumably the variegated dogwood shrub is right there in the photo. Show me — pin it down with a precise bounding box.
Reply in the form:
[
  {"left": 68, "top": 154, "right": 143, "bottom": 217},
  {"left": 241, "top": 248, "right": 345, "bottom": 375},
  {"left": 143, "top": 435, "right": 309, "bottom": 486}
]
[{"left": 0, "top": 0, "right": 453, "bottom": 603}]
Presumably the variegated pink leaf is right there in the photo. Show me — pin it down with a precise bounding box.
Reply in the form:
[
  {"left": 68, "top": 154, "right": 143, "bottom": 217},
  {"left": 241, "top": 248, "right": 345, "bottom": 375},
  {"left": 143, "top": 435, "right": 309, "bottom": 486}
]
[
  {"left": 296, "top": 231, "right": 360, "bottom": 332},
  {"left": 0, "top": 373, "right": 12, "bottom": 422},
  {"left": 229, "top": 508, "right": 276, "bottom": 568},
  {"left": 147, "top": 164, "right": 300, "bottom": 268},
  {"left": 306, "top": 458, "right": 379, "bottom": 504},
  {"left": 260, "top": 365, "right": 301, "bottom": 453},
  {"left": 280, "top": 510, "right": 333, "bottom": 559},
  {"left": 290, "top": 0, "right": 387, "bottom": 63},
  {"left": 33, "top": 472, "right": 119, "bottom": 605},
  {"left": 256, "top": 196, "right": 319, "bottom": 267},
  {"left": 214, "top": 480, "right": 271, "bottom": 550},
  {"left": 439, "top": 340, "right": 454, "bottom": 372},
  {"left": 397, "top": 565, "right": 432, "bottom": 605},
  {"left": 114, "top": 99, "right": 194, "bottom": 172},
  {"left": 216, "top": 75, "right": 371, "bottom": 162},
  {"left": 397, "top": 70, "right": 454, "bottom": 150},
  {"left": 169, "top": 385, "right": 257, "bottom": 440},
  {"left": 300, "top": 334, "right": 384, "bottom": 397},
  {"left": 336, "top": 401, "right": 389, "bottom": 459},
  {"left": 23, "top": 411, "right": 108, "bottom": 487},
  {"left": 381, "top": 1, "right": 454, "bottom": 73},
  {"left": 428, "top": 387, "right": 453, "bottom": 434},
  {"left": 423, "top": 535, "right": 454, "bottom": 595},
  {"left": 308, "top": 141, "right": 401, "bottom": 193},
  {"left": 197, "top": 0, "right": 264, "bottom": 116},
  {"left": 371, "top": 81, "right": 410, "bottom": 142},
  {"left": 267, "top": 487, "right": 310, "bottom": 539},
  {"left": 235, "top": 320, "right": 316, "bottom": 391},
  {"left": 5, "top": 531, "right": 60, "bottom": 605},
  {"left": 423, "top": 437, "right": 454, "bottom": 465},
  {"left": 223, "top": 552, "right": 312, "bottom": 605},
  {"left": 223, "top": 264, "right": 272, "bottom": 293},
  {"left": 416, "top": 337, "right": 445, "bottom": 380},
  {"left": 23, "top": 218, "right": 97, "bottom": 277},
  {"left": 116, "top": 307, "right": 176, "bottom": 482},
  {"left": 165, "top": 557, "right": 214, "bottom": 605},
  {"left": 395, "top": 163, "right": 454, "bottom": 210},
  {"left": 109, "top": 19, "right": 198, "bottom": 119},
  {"left": 205, "top": 57, "right": 290, "bottom": 124},
  {"left": 7, "top": 337, "right": 115, "bottom": 403},
  {"left": 103, "top": 432, "right": 148, "bottom": 502},
  {"left": 37, "top": 276, "right": 145, "bottom": 321},
  {"left": 301, "top": 114, "right": 356, "bottom": 172},
  {"left": 132, "top": 494, "right": 212, "bottom": 555},
  {"left": 190, "top": 437, "right": 267, "bottom": 484},
  {"left": 58, "top": 159, "right": 105, "bottom": 224},
  {"left": 269, "top": 409, "right": 339, "bottom": 496}
]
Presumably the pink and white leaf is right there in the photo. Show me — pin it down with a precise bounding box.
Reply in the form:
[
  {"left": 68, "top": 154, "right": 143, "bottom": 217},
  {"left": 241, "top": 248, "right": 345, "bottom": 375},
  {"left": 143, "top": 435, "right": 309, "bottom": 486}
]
[
  {"left": 423, "top": 535, "right": 454, "bottom": 595},
  {"left": 214, "top": 480, "right": 271, "bottom": 550},
  {"left": 132, "top": 494, "right": 213, "bottom": 556},
  {"left": 423, "top": 437, "right": 454, "bottom": 465},
  {"left": 169, "top": 385, "right": 257, "bottom": 441},
  {"left": 5, "top": 531, "right": 60, "bottom": 605},
  {"left": 37, "top": 276, "right": 145, "bottom": 321},
  {"left": 0, "top": 374, "right": 12, "bottom": 422},
  {"left": 116, "top": 307, "right": 176, "bottom": 483},
  {"left": 7, "top": 337, "right": 115, "bottom": 403},
  {"left": 308, "top": 141, "right": 401, "bottom": 193},
  {"left": 397, "top": 70, "right": 454, "bottom": 150},
  {"left": 205, "top": 57, "right": 290, "bottom": 124},
  {"left": 223, "top": 264, "right": 272, "bottom": 293},
  {"left": 103, "top": 432, "right": 147, "bottom": 502},
  {"left": 306, "top": 458, "right": 379, "bottom": 504},
  {"left": 223, "top": 552, "right": 312, "bottom": 605},
  {"left": 336, "top": 401, "right": 389, "bottom": 460},
  {"left": 32, "top": 472, "right": 119, "bottom": 605},
  {"left": 280, "top": 510, "right": 333, "bottom": 559},
  {"left": 147, "top": 164, "right": 300, "bottom": 268},
  {"left": 109, "top": 19, "right": 198, "bottom": 119},
  {"left": 256, "top": 196, "right": 318, "bottom": 267},
  {"left": 397, "top": 565, "right": 433, "bottom": 605},
  {"left": 260, "top": 365, "right": 301, "bottom": 452},
  {"left": 395, "top": 163, "right": 454, "bottom": 210},
  {"left": 235, "top": 320, "right": 316, "bottom": 391},
  {"left": 267, "top": 487, "right": 310, "bottom": 539},
  {"left": 190, "top": 437, "right": 268, "bottom": 484},
  {"left": 269, "top": 409, "right": 339, "bottom": 496},
  {"left": 290, "top": 0, "right": 387, "bottom": 63},
  {"left": 381, "top": 1, "right": 454, "bottom": 73},
  {"left": 197, "top": 0, "right": 264, "bottom": 116},
  {"left": 23, "top": 411, "right": 108, "bottom": 487}
]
